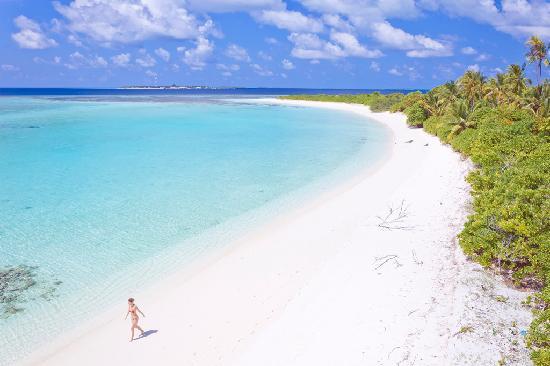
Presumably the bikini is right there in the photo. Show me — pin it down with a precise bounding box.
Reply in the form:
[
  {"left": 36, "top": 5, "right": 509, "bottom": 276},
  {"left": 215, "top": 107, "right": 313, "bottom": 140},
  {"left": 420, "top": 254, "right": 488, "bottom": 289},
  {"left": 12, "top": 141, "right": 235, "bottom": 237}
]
[{"left": 129, "top": 305, "right": 138, "bottom": 320}]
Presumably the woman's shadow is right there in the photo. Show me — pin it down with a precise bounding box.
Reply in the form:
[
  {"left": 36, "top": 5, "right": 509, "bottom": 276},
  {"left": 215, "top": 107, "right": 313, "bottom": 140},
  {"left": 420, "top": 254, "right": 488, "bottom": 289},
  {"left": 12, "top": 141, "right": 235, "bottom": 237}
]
[{"left": 135, "top": 329, "right": 158, "bottom": 341}]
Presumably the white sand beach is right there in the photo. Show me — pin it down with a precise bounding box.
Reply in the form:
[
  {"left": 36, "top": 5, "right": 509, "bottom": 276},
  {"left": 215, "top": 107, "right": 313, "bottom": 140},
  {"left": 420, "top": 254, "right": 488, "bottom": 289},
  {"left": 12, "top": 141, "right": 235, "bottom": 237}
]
[{"left": 21, "top": 100, "right": 532, "bottom": 366}]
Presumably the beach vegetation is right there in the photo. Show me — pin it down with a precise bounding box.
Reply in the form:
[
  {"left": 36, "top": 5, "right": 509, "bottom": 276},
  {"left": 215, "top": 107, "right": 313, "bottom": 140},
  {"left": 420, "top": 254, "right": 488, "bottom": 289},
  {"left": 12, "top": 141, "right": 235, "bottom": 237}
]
[
  {"left": 455, "top": 325, "right": 474, "bottom": 336},
  {"left": 404, "top": 102, "right": 427, "bottom": 127},
  {"left": 280, "top": 92, "right": 406, "bottom": 112},
  {"left": 280, "top": 36, "right": 550, "bottom": 364}
]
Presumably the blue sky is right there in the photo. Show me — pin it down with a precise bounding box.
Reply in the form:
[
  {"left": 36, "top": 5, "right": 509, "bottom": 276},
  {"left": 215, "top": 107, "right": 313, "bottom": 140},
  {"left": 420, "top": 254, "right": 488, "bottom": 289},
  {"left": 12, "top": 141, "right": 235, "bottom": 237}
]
[{"left": 0, "top": 0, "right": 548, "bottom": 88}]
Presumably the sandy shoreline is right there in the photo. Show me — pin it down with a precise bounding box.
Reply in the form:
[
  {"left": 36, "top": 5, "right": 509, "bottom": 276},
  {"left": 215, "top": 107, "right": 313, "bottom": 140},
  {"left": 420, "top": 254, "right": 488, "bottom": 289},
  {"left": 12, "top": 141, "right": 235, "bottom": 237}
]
[{"left": 20, "top": 100, "right": 532, "bottom": 366}]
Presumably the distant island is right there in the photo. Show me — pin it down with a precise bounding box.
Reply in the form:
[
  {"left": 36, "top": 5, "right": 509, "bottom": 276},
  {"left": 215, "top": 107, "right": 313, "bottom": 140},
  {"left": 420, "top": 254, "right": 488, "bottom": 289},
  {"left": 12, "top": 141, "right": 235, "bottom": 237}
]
[{"left": 119, "top": 85, "right": 236, "bottom": 90}]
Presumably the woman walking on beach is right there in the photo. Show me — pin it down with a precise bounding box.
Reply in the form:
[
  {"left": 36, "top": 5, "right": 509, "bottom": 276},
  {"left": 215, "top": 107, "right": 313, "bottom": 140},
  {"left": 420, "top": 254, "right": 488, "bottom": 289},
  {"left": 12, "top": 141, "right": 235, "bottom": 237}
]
[{"left": 125, "top": 298, "right": 145, "bottom": 342}]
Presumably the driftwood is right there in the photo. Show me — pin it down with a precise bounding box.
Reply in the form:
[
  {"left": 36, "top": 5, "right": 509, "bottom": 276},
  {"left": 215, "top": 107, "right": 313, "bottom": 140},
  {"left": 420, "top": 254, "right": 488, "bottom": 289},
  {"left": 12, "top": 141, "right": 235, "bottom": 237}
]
[
  {"left": 373, "top": 254, "right": 402, "bottom": 270},
  {"left": 377, "top": 200, "right": 413, "bottom": 230},
  {"left": 412, "top": 250, "right": 423, "bottom": 265}
]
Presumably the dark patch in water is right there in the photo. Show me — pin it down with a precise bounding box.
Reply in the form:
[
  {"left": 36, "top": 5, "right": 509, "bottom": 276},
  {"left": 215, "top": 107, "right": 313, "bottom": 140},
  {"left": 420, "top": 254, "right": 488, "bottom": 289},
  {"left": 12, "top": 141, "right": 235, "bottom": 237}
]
[
  {"left": 0, "top": 265, "right": 62, "bottom": 319},
  {"left": 0, "top": 124, "right": 40, "bottom": 129}
]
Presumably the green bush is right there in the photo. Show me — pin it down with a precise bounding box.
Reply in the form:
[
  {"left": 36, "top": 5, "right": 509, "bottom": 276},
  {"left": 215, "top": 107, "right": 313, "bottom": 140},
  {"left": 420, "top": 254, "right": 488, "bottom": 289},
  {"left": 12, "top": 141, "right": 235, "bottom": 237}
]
[
  {"left": 405, "top": 102, "right": 428, "bottom": 127},
  {"left": 390, "top": 91, "right": 423, "bottom": 112},
  {"left": 528, "top": 309, "right": 550, "bottom": 366},
  {"left": 423, "top": 115, "right": 454, "bottom": 142}
]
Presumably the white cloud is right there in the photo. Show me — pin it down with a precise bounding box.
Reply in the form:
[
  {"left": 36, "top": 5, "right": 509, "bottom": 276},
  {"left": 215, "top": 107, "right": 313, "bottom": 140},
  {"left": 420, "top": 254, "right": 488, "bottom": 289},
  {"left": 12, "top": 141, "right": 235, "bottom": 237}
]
[
  {"left": 33, "top": 56, "right": 61, "bottom": 65},
  {"left": 111, "top": 53, "right": 131, "bottom": 67},
  {"left": 265, "top": 37, "right": 278, "bottom": 44},
  {"left": 475, "top": 53, "right": 490, "bottom": 62},
  {"left": 186, "top": 0, "right": 284, "bottom": 12},
  {"left": 217, "top": 63, "right": 240, "bottom": 71},
  {"left": 67, "top": 34, "right": 83, "bottom": 47},
  {"left": 50, "top": 18, "right": 64, "bottom": 33},
  {"left": 310, "top": 59, "right": 320, "bottom": 64},
  {"left": 64, "top": 52, "right": 108, "bottom": 69},
  {"left": 467, "top": 64, "right": 480, "bottom": 72},
  {"left": 145, "top": 70, "right": 158, "bottom": 78},
  {"left": 461, "top": 46, "right": 477, "bottom": 55},
  {"left": 371, "top": 21, "right": 452, "bottom": 57},
  {"left": 155, "top": 48, "right": 171, "bottom": 62},
  {"left": 251, "top": 63, "right": 273, "bottom": 76},
  {"left": 136, "top": 52, "right": 157, "bottom": 67},
  {"left": 90, "top": 55, "right": 108, "bottom": 67},
  {"left": 180, "top": 37, "right": 214, "bottom": 70},
  {"left": 1, "top": 64, "right": 19, "bottom": 72},
  {"left": 388, "top": 67, "right": 403, "bottom": 76},
  {"left": 258, "top": 51, "right": 272, "bottom": 61},
  {"left": 53, "top": 0, "right": 212, "bottom": 43},
  {"left": 431, "top": 0, "right": 550, "bottom": 39},
  {"left": 255, "top": 10, "right": 323, "bottom": 32},
  {"left": 288, "top": 33, "right": 341, "bottom": 59},
  {"left": 217, "top": 63, "right": 240, "bottom": 76},
  {"left": 33, "top": 57, "right": 46, "bottom": 64},
  {"left": 300, "top": 0, "right": 548, "bottom": 40},
  {"left": 330, "top": 31, "right": 383, "bottom": 58},
  {"left": 288, "top": 32, "right": 381, "bottom": 59},
  {"left": 225, "top": 44, "right": 251, "bottom": 62},
  {"left": 282, "top": 59, "right": 295, "bottom": 70},
  {"left": 322, "top": 14, "right": 354, "bottom": 32},
  {"left": 289, "top": 33, "right": 323, "bottom": 50},
  {"left": 370, "top": 61, "right": 380, "bottom": 72},
  {"left": 388, "top": 65, "right": 419, "bottom": 79},
  {"left": 69, "top": 52, "right": 83, "bottom": 62},
  {"left": 301, "top": 0, "right": 419, "bottom": 24},
  {"left": 12, "top": 15, "right": 58, "bottom": 49}
]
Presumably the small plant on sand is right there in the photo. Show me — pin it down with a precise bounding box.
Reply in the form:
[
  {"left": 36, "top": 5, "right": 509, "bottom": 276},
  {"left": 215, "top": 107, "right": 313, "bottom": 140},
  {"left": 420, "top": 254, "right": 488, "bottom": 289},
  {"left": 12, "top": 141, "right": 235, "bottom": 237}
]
[
  {"left": 454, "top": 325, "right": 474, "bottom": 336},
  {"left": 496, "top": 295, "right": 509, "bottom": 303}
]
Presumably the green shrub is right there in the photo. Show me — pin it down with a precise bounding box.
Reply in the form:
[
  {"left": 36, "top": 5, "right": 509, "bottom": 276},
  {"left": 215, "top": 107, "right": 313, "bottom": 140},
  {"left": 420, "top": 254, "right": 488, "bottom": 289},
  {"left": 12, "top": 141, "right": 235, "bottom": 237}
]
[
  {"left": 390, "top": 91, "right": 423, "bottom": 112},
  {"left": 528, "top": 309, "right": 550, "bottom": 366},
  {"left": 423, "top": 115, "right": 454, "bottom": 142},
  {"left": 280, "top": 93, "right": 405, "bottom": 112},
  {"left": 405, "top": 102, "right": 428, "bottom": 127}
]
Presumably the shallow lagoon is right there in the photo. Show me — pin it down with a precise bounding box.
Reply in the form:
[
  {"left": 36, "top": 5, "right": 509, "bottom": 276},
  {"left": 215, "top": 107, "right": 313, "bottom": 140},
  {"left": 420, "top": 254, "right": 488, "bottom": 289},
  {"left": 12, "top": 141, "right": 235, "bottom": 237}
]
[{"left": 0, "top": 96, "right": 389, "bottom": 364}]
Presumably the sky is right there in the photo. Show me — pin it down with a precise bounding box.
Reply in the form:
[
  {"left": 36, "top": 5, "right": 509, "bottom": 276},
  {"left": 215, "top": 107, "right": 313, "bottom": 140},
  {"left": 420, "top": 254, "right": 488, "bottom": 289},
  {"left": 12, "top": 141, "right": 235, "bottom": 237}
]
[{"left": 0, "top": 0, "right": 549, "bottom": 89}]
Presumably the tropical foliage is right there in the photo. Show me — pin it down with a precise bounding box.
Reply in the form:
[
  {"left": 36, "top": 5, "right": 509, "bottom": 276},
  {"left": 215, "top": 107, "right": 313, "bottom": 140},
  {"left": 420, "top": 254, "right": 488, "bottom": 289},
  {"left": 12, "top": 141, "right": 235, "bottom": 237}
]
[
  {"left": 280, "top": 92, "right": 404, "bottom": 112},
  {"left": 281, "top": 36, "right": 549, "bottom": 364}
]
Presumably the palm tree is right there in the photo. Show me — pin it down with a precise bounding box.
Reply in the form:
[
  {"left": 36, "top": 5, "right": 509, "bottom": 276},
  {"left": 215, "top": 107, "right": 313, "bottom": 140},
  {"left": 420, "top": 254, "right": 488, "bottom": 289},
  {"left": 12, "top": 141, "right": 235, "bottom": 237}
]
[
  {"left": 421, "top": 90, "right": 446, "bottom": 116},
  {"left": 525, "top": 35, "right": 549, "bottom": 85},
  {"left": 447, "top": 99, "right": 475, "bottom": 138},
  {"left": 485, "top": 73, "right": 508, "bottom": 107},
  {"left": 458, "top": 70, "right": 485, "bottom": 109},
  {"left": 505, "top": 64, "right": 529, "bottom": 97},
  {"left": 524, "top": 80, "right": 550, "bottom": 117},
  {"left": 440, "top": 81, "right": 460, "bottom": 105}
]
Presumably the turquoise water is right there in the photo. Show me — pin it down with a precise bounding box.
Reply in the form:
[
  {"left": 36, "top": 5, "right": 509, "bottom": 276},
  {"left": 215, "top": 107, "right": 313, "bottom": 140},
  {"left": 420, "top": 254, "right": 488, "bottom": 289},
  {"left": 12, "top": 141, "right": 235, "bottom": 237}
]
[{"left": 0, "top": 96, "right": 389, "bottom": 364}]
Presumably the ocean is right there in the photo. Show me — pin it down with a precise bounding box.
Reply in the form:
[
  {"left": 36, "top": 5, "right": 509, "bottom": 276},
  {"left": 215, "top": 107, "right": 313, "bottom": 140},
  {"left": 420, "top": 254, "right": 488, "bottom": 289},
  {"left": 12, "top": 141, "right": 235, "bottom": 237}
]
[{"left": 0, "top": 90, "right": 391, "bottom": 364}]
